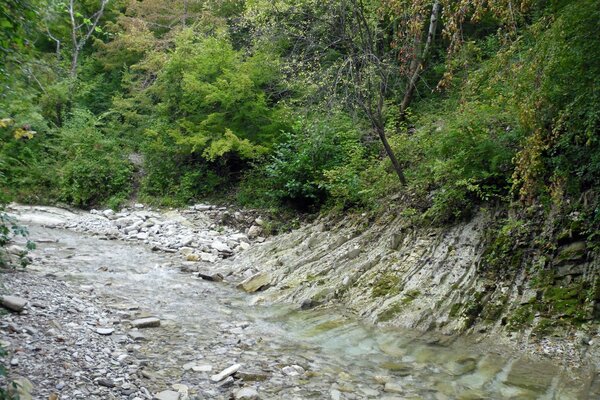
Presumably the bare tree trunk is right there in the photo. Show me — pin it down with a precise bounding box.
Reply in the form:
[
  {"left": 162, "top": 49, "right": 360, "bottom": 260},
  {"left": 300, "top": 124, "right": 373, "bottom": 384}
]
[
  {"left": 182, "top": 0, "right": 188, "bottom": 27},
  {"left": 400, "top": 0, "right": 440, "bottom": 117},
  {"left": 376, "top": 124, "right": 407, "bottom": 185},
  {"left": 68, "top": 0, "right": 109, "bottom": 77},
  {"left": 70, "top": 47, "right": 79, "bottom": 77}
]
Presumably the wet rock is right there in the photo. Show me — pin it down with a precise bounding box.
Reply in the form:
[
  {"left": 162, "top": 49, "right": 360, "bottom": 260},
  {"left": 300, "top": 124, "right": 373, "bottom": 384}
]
[
  {"left": 131, "top": 317, "right": 161, "bottom": 328},
  {"left": 282, "top": 365, "right": 305, "bottom": 377},
  {"left": 154, "top": 390, "right": 180, "bottom": 400},
  {"left": 216, "top": 376, "right": 234, "bottom": 387},
  {"left": 210, "top": 363, "right": 242, "bottom": 382},
  {"left": 198, "top": 271, "right": 224, "bottom": 282},
  {"left": 172, "top": 384, "right": 189, "bottom": 399},
  {"left": 383, "top": 382, "right": 403, "bottom": 393},
  {"left": 237, "top": 272, "right": 271, "bottom": 293},
  {"left": 128, "top": 331, "right": 147, "bottom": 341},
  {"left": 234, "top": 387, "right": 259, "bottom": 400},
  {"left": 192, "top": 364, "right": 213, "bottom": 372},
  {"left": 1, "top": 295, "right": 27, "bottom": 312},
  {"left": 235, "top": 370, "right": 268, "bottom": 382}
]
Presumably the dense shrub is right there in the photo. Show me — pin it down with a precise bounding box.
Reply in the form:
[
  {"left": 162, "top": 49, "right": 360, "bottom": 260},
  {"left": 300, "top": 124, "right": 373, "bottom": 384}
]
[
  {"left": 57, "top": 109, "right": 132, "bottom": 207},
  {"left": 255, "top": 112, "right": 372, "bottom": 210}
]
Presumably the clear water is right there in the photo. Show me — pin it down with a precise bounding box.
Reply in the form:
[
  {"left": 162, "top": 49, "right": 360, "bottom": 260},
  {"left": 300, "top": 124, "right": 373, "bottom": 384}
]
[{"left": 19, "top": 217, "right": 591, "bottom": 399}]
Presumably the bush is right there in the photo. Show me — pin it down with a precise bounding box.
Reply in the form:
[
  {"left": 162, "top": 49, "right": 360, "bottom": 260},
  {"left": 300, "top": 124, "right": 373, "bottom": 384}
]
[
  {"left": 57, "top": 109, "right": 132, "bottom": 207},
  {"left": 259, "top": 112, "right": 372, "bottom": 210}
]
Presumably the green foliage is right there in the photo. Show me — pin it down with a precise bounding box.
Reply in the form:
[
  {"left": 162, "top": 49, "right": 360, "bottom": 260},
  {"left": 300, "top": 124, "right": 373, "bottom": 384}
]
[
  {"left": 257, "top": 112, "right": 372, "bottom": 210},
  {"left": 509, "top": 0, "right": 600, "bottom": 201},
  {"left": 56, "top": 109, "right": 132, "bottom": 207},
  {"left": 0, "top": 210, "right": 35, "bottom": 268},
  {"left": 394, "top": 98, "right": 521, "bottom": 222},
  {"left": 144, "top": 31, "right": 287, "bottom": 163}
]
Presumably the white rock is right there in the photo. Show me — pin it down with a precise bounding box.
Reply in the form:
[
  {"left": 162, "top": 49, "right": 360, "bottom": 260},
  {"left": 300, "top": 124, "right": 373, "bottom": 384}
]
[
  {"left": 96, "top": 328, "right": 114, "bottom": 335},
  {"left": 192, "top": 365, "right": 213, "bottom": 372},
  {"left": 154, "top": 390, "right": 180, "bottom": 400},
  {"left": 210, "top": 363, "right": 242, "bottom": 382},
  {"left": 200, "top": 252, "right": 218, "bottom": 263},
  {"left": 282, "top": 365, "right": 305, "bottom": 377},
  {"left": 103, "top": 209, "right": 115, "bottom": 218},
  {"left": 1, "top": 295, "right": 27, "bottom": 312},
  {"left": 211, "top": 241, "right": 231, "bottom": 253},
  {"left": 234, "top": 387, "right": 259, "bottom": 400},
  {"left": 384, "top": 382, "right": 403, "bottom": 393}
]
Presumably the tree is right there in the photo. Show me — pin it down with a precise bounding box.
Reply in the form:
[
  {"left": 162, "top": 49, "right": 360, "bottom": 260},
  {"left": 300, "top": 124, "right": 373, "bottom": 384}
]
[
  {"left": 335, "top": 0, "right": 407, "bottom": 184},
  {"left": 68, "top": 0, "right": 109, "bottom": 76}
]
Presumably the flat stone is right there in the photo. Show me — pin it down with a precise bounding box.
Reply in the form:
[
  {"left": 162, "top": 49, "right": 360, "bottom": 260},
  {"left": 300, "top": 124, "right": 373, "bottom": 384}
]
[
  {"left": 384, "top": 382, "right": 403, "bottom": 393},
  {"left": 211, "top": 241, "right": 231, "bottom": 253},
  {"left": 282, "top": 365, "right": 305, "bottom": 377},
  {"left": 1, "top": 295, "right": 27, "bottom": 312},
  {"left": 97, "top": 378, "right": 115, "bottom": 388},
  {"left": 234, "top": 387, "right": 259, "bottom": 400},
  {"left": 200, "top": 252, "right": 218, "bottom": 263},
  {"left": 96, "top": 328, "right": 114, "bottom": 335},
  {"left": 237, "top": 272, "right": 271, "bottom": 293},
  {"left": 235, "top": 370, "right": 268, "bottom": 381},
  {"left": 191, "top": 365, "right": 213, "bottom": 372},
  {"left": 198, "top": 272, "right": 224, "bottom": 282},
  {"left": 131, "top": 317, "right": 161, "bottom": 328},
  {"left": 128, "top": 331, "right": 147, "bottom": 341},
  {"left": 210, "top": 363, "right": 242, "bottom": 382},
  {"left": 154, "top": 390, "right": 180, "bottom": 400},
  {"left": 216, "top": 376, "right": 234, "bottom": 387}
]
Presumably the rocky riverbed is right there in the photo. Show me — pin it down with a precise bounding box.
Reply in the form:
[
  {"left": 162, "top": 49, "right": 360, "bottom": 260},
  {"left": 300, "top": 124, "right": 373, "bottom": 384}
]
[{"left": 1, "top": 205, "right": 598, "bottom": 399}]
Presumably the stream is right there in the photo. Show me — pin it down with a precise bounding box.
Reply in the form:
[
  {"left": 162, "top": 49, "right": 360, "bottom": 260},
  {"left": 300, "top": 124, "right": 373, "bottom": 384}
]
[{"left": 2, "top": 207, "right": 593, "bottom": 399}]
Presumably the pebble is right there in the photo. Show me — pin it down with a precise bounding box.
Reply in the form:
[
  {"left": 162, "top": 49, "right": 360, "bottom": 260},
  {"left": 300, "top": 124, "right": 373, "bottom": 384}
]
[{"left": 96, "top": 327, "right": 114, "bottom": 335}]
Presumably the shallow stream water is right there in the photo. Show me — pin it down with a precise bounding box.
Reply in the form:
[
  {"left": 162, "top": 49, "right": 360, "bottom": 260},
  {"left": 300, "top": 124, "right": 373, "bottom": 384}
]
[{"left": 15, "top": 209, "right": 592, "bottom": 399}]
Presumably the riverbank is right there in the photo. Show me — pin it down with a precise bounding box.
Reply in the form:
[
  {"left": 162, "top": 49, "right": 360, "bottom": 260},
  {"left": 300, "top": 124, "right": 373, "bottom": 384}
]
[{"left": 1, "top": 204, "right": 599, "bottom": 399}]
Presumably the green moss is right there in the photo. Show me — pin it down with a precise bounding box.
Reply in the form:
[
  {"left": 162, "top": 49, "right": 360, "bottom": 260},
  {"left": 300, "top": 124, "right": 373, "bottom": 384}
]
[
  {"left": 481, "top": 296, "right": 508, "bottom": 322},
  {"left": 372, "top": 273, "right": 402, "bottom": 298},
  {"left": 507, "top": 305, "right": 534, "bottom": 330},
  {"left": 449, "top": 302, "right": 463, "bottom": 318},
  {"left": 401, "top": 290, "right": 421, "bottom": 305},
  {"left": 377, "top": 302, "right": 403, "bottom": 322}
]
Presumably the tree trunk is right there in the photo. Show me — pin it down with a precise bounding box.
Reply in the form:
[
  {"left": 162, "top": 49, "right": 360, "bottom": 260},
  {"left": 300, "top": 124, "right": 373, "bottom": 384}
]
[
  {"left": 70, "top": 49, "right": 79, "bottom": 78},
  {"left": 375, "top": 125, "right": 407, "bottom": 185},
  {"left": 399, "top": 0, "right": 440, "bottom": 118}
]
